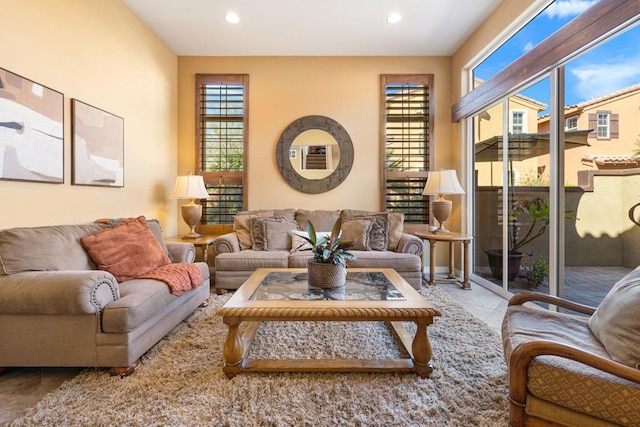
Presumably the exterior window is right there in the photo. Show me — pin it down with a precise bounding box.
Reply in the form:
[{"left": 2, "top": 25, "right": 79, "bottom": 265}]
[
  {"left": 597, "top": 112, "right": 610, "bottom": 139},
  {"left": 195, "top": 74, "right": 248, "bottom": 225},
  {"left": 381, "top": 74, "right": 433, "bottom": 223},
  {"left": 566, "top": 116, "right": 578, "bottom": 130},
  {"left": 510, "top": 111, "right": 525, "bottom": 134}
]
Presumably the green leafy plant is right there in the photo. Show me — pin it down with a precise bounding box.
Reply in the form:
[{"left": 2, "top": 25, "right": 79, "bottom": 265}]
[
  {"left": 524, "top": 256, "right": 549, "bottom": 288},
  {"left": 300, "top": 218, "right": 355, "bottom": 267},
  {"left": 508, "top": 197, "right": 576, "bottom": 252}
]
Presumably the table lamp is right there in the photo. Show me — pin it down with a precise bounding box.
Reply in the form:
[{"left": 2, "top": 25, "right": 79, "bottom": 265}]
[
  {"left": 170, "top": 174, "right": 210, "bottom": 239},
  {"left": 422, "top": 169, "right": 465, "bottom": 233}
]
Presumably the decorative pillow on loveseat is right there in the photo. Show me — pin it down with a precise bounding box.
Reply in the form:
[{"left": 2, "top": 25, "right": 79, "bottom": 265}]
[
  {"left": 340, "top": 210, "right": 390, "bottom": 251},
  {"left": 250, "top": 216, "right": 298, "bottom": 251},
  {"left": 81, "top": 216, "right": 171, "bottom": 282},
  {"left": 340, "top": 218, "right": 372, "bottom": 251},
  {"left": 588, "top": 265, "right": 640, "bottom": 369}
]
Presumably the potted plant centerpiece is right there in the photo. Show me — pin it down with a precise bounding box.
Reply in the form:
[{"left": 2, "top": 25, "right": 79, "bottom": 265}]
[
  {"left": 300, "top": 217, "right": 355, "bottom": 288},
  {"left": 486, "top": 197, "right": 574, "bottom": 281}
]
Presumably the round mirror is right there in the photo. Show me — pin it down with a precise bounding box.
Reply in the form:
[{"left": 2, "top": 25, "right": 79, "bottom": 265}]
[
  {"left": 290, "top": 129, "right": 340, "bottom": 180},
  {"left": 276, "top": 115, "right": 353, "bottom": 194}
]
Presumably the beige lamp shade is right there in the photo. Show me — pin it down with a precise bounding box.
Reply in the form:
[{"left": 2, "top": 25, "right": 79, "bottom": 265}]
[
  {"left": 171, "top": 175, "right": 210, "bottom": 239},
  {"left": 423, "top": 170, "right": 464, "bottom": 233}
]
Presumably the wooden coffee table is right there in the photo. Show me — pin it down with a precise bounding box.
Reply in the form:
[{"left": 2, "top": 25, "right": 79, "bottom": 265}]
[{"left": 216, "top": 268, "right": 441, "bottom": 379}]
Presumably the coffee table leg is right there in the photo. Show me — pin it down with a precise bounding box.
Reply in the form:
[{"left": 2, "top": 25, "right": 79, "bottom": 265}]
[
  {"left": 222, "top": 316, "right": 243, "bottom": 379},
  {"left": 412, "top": 319, "right": 434, "bottom": 378}
]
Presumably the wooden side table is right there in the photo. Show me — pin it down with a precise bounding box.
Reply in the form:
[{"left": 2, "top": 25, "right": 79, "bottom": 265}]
[
  {"left": 164, "top": 235, "right": 218, "bottom": 264},
  {"left": 414, "top": 231, "right": 474, "bottom": 290}
]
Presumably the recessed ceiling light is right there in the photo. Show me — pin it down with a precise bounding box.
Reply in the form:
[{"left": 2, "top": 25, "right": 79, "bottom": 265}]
[
  {"left": 225, "top": 12, "right": 240, "bottom": 24},
  {"left": 387, "top": 12, "right": 402, "bottom": 24}
]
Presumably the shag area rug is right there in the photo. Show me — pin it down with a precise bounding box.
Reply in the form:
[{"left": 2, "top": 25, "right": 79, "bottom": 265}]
[{"left": 12, "top": 286, "right": 508, "bottom": 426}]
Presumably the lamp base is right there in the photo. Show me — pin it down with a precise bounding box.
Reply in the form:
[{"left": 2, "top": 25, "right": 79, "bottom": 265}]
[
  {"left": 181, "top": 203, "right": 202, "bottom": 239},
  {"left": 431, "top": 198, "right": 452, "bottom": 233}
]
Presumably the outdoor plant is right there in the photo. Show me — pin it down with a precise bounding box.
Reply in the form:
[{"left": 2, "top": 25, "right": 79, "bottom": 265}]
[
  {"left": 508, "top": 197, "right": 576, "bottom": 252},
  {"left": 524, "top": 256, "right": 549, "bottom": 288},
  {"left": 300, "top": 217, "right": 355, "bottom": 266}
]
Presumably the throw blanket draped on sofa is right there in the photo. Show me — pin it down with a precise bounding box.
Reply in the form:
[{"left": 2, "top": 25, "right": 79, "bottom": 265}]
[{"left": 139, "top": 263, "right": 203, "bottom": 296}]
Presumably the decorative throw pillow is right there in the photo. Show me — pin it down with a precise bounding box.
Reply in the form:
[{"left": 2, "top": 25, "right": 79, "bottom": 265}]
[
  {"left": 249, "top": 216, "right": 297, "bottom": 251},
  {"left": 340, "top": 218, "right": 372, "bottom": 251},
  {"left": 290, "top": 231, "right": 332, "bottom": 253},
  {"left": 354, "top": 213, "right": 389, "bottom": 251},
  {"left": 80, "top": 216, "right": 171, "bottom": 283},
  {"left": 588, "top": 265, "right": 640, "bottom": 369},
  {"left": 387, "top": 212, "right": 404, "bottom": 251},
  {"left": 233, "top": 210, "right": 274, "bottom": 250},
  {"left": 263, "top": 218, "right": 298, "bottom": 251},
  {"left": 106, "top": 218, "right": 172, "bottom": 261}
]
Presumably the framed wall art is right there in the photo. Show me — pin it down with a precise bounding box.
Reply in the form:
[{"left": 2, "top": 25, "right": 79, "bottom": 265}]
[
  {"left": 0, "top": 67, "right": 64, "bottom": 183},
  {"left": 72, "top": 99, "right": 124, "bottom": 187}
]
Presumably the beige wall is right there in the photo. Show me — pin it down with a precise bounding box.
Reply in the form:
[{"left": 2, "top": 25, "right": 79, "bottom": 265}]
[
  {"left": 178, "top": 56, "right": 452, "bottom": 233},
  {"left": 0, "top": 0, "right": 178, "bottom": 232}
]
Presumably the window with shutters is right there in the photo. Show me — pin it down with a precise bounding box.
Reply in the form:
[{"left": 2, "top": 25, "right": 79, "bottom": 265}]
[
  {"left": 380, "top": 74, "right": 433, "bottom": 224},
  {"left": 195, "top": 74, "right": 248, "bottom": 225},
  {"left": 597, "top": 112, "right": 610, "bottom": 139},
  {"left": 588, "top": 111, "right": 619, "bottom": 141}
]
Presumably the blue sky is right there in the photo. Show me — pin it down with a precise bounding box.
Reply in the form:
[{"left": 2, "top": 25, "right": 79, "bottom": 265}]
[{"left": 474, "top": 0, "right": 640, "bottom": 115}]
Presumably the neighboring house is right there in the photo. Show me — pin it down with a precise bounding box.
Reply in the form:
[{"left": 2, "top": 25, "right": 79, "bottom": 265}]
[
  {"left": 474, "top": 79, "right": 548, "bottom": 187},
  {"left": 538, "top": 82, "right": 640, "bottom": 184}
]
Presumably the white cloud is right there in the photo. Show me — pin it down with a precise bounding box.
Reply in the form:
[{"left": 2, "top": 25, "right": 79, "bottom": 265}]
[
  {"left": 544, "top": 0, "right": 598, "bottom": 19},
  {"left": 570, "top": 56, "right": 640, "bottom": 101},
  {"left": 523, "top": 42, "right": 534, "bottom": 53}
]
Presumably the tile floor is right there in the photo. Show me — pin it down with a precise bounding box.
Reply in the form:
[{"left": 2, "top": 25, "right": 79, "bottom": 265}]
[{"left": 0, "top": 281, "right": 508, "bottom": 426}]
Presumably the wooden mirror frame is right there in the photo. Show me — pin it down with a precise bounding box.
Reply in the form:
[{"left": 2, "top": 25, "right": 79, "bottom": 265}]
[{"left": 276, "top": 115, "right": 354, "bottom": 194}]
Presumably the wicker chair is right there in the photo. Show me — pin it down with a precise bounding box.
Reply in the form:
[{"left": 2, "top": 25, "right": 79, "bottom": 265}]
[{"left": 502, "top": 292, "right": 640, "bottom": 427}]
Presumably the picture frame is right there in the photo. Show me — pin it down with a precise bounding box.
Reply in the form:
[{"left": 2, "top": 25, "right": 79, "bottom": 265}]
[
  {"left": 72, "top": 99, "right": 124, "bottom": 187},
  {"left": 0, "top": 67, "right": 64, "bottom": 183}
]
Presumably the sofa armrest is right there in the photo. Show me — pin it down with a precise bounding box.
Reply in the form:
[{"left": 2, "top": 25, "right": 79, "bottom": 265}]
[
  {"left": 165, "top": 242, "right": 196, "bottom": 263},
  {"left": 213, "top": 232, "right": 240, "bottom": 254},
  {"left": 0, "top": 270, "right": 119, "bottom": 315},
  {"left": 395, "top": 233, "right": 423, "bottom": 256}
]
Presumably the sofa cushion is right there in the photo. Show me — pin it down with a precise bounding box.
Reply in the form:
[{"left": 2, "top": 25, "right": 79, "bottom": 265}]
[
  {"left": 234, "top": 210, "right": 274, "bottom": 250},
  {"left": 295, "top": 209, "right": 341, "bottom": 232},
  {"left": 346, "top": 251, "right": 421, "bottom": 272},
  {"left": 588, "top": 265, "right": 640, "bottom": 369},
  {"left": 504, "top": 304, "right": 640, "bottom": 426},
  {"left": 0, "top": 223, "right": 105, "bottom": 275},
  {"left": 288, "top": 250, "right": 314, "bottom": 268},
  {"left": 215, "top": 250, "right": 289, "bottom": 270},
  {"left": 80, "top": 216, "right": 171, "bottom": 283},
  {"left": 250, "top": 216, "right": 297, "bottom": 251},
  {"left": 341, "top": 218, "right": 372, "bottom": 251},
  {"left": 102, "top": 278, "right": 178, "bottom": 333}
]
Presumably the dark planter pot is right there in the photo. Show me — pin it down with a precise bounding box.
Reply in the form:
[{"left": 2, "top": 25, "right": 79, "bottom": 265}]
[{"left": 485, "top": 249, "right": 524, "bottom": 281}]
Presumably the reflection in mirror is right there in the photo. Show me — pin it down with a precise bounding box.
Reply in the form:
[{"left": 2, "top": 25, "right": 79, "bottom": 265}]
[{"left": 290, "top": 129, "right": 340, "bottom": 179}]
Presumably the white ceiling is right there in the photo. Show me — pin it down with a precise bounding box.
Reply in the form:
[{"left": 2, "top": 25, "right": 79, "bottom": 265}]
[{"left": 122, "top": 0, "right": 503, "bottom": 56}]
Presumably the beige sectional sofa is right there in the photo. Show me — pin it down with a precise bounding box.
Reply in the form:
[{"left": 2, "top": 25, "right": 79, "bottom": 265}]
[
  {"left": 213, "top": 208, "right": 424, "bottom": 290},
  {"left": 0, "top": 217, "right": 210, "bottom": 375}
]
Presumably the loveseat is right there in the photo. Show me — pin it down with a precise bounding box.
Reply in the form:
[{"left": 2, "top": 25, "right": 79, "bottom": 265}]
[
  {"left": 212, "top": 209, "right": 424, "bottom": 289},
  {"left": 0, "top": 216, "right": 210, "bottom": 375}
]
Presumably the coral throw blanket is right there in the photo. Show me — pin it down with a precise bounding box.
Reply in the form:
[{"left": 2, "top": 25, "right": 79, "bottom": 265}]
[{"left": 138, "top": 263, "right": 203, "bottom": 296}]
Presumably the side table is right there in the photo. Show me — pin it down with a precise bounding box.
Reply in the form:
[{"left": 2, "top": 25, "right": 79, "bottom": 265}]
[
  {"left": 164, "top": 235, "right": 218, "bottom": 264},
  {"left": 414, "top": 231, "right": 474, "bottom": 290}
]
